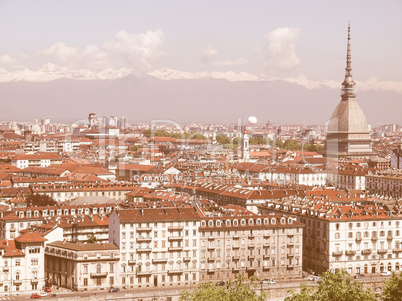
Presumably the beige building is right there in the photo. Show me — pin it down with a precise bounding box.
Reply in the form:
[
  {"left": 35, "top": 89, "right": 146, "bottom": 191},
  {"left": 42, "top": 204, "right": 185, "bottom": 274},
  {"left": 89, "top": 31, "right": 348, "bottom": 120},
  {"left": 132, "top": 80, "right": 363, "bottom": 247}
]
[
  {"left": 366, "top": 172, "right": 402, "bottom": 198},
  {"left": 109, "top": 208, "right": 201, "bottom": 289},
  {"left": 198, "top": 215, "right": 304, "bottom": 282},
  {"left": 45, "top": 241, "right": 120, "bottom": 291}
]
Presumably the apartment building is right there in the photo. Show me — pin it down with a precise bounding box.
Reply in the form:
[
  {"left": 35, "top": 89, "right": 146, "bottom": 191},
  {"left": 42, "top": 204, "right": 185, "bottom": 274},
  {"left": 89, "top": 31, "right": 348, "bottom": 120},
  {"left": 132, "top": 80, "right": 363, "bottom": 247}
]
[
  {"left": 11, "top": 153, "right": 63, "bottom": 169},
  {"left": 259, "top": 197, "right": 402, "bottom": 275},
  {"left": 366, "top": 171, "right": 402, "bottom": 198},
  {"left": 109, "top": 207, "right": 201, "bottom": 288},
  {"left": 45, "top": 241, "right": 120, "bottom": 291},
  {"left": 30, "top": 182, "right": 137, "bottom": 202},
  {"left": 198, "top": 215, "right": 304, "bottom": 282},
  {"left": 0, "top": 232, "right": 47, "bottom": 296}
]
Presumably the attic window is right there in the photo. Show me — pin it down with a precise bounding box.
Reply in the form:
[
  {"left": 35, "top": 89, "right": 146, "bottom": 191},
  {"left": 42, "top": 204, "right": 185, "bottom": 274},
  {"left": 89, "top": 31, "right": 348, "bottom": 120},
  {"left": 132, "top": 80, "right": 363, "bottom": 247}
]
[
  {"left": 201, "top": 221, "right": 206, "bottom": 227},
  {"left": 240, "top": 219, "right": 246, "bottom": 226},
  {"left": 288, "top": 218, "right": 293, "bottom": 224},
  {"left": 226, "top": 220, "right": 231, "bottom": 227},
  {"left": 233, "top": 220, "right": 238, "bottom": 226},
  {"left": 248, "top": 219, "right": 254, "bottom": 226},
  {"left": 208, "top": 220, "right": 214, "bottom": 227},
  {"left": 256, "top": 219, "right": 261, "bottom": 225},
  {"left": 271, "top": 218, "right": 276, "bottom": 224},
  {"left": 264, "top": 218, "right": 269, "bottom": 225},
  {"left": 216, "top": 220, "right": 221, "bottom": 227}
]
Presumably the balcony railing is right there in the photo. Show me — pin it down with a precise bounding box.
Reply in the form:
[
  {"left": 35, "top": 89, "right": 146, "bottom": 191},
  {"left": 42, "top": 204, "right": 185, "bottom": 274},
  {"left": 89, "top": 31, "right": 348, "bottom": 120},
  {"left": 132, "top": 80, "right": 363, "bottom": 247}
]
[
  {"left": 168, "top": 225, "right": 184, "bottom": 231},
  {"left": 332, "top": 251, "right": 343, "bottom": 257},
  {"left": 232, "top": 256, "right": 240, "bottom": 261},
  {"left": 167, "top": 270, "right": 183, "bottom": 275},
  {"left": 137, "top": 227, "right": 152, "bottom": 232},
  {"left": 387, "top": 235, "right": 393, "bottom": 240},
  {"left": 168, "top": 246, "right": 183, "bottom": 252},
  {"left": 136, "top": 237, "right": 152, "bottom": 243},
  {"left": 152, "top": 258, "right": 168, "bottom": 263},
  {"left": 90, "top": 272, "right": 108, "bottom": 278},
  {"left": 371, "top": 236, "right": 378, "bottom": 241},
  {"left": 128, "top": 260, "right": 136, "bottom": 265},
  {"left": 248, "top": 244, "right": 255, "bottom": 248},
  {"left": 355, "top": 237, "right": 362, "bottom": 242},
  {"left": 183, "top": 257, "right": 191, "bottom": 262},
  {"left": 361, "top": 249, "right": 372, "bottom": 255},
  {"left": 137, "top": 271, "right": 152, "bottom": 276},
  {"left": 136, "top": 248, "right": 152, "bottom": 253},
  {"left": 392, "top": 248, "right": 402, "bottom": 253},
  {"left": 377, "top": 249, "right": 388, "bottom": 254},
  {"left": 345, "top": 250, "right": 356, "bottom": 256},
  {"left": 168, "top": 236, "right": 183, "bottom": 241}
]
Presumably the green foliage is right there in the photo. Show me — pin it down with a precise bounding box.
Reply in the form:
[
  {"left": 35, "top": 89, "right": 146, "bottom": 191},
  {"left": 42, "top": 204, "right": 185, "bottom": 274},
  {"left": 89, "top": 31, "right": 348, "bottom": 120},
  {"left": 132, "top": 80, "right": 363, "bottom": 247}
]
[
  {"left": 131, "top": 145, "right": 139, "bottom": 152},
  {"left": 179, "top": 275, "right": 266, "bottom": 301},
  {"left": 143, "top": 129, "right": 207, "bottom": 140},
  {"left": 381, "top": 272, "right": 402, "bottom": 301},
  {"left": 27, "top": 194, "right": 57, "bottom": 206},
  {"left": 216, "top": 135, "right": 230, "bottom": 145},
  {"left": 285, "top": 270, "right": 376, "bottom": 301},
  {"left": 283, "top": 140, "right": 301, "bottom": 150},
  {"left": 87, "top": 235, "right": 97, "bottom": 243},
  {"left": 249, "top": 137, "right": 267, "bottom": 145}
]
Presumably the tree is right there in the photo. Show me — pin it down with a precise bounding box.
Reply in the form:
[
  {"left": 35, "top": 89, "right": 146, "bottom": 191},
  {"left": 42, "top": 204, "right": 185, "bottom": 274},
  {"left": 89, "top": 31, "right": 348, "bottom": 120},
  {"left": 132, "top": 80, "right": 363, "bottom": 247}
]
[
  {"left": 132, "top": 145, "right": 139, "bottom": 152},
  {"left": 27, "top": 194, "right": 57, "bottom": 206},
  {"left": 216, "top": 135, "right": 230, "bottom": 145},
  {"left": 381, "top": 272, "right": 402, "bottom": 301},
  {"left": 87, "top": 235, "right": 97, "bottom": 244},
  {"left": 285, "top": 270, "right": 376, "bottom": 301},
  {"left": 179, "top": 275, "right": 266, "bottom": 301}
]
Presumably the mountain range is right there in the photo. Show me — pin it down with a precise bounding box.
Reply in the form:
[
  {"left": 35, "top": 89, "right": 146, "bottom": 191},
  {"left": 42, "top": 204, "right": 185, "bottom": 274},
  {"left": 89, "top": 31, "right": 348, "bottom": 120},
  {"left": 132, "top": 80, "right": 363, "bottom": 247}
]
[{"left": 0, "top": 64, "right": 400, "bottom": 125}]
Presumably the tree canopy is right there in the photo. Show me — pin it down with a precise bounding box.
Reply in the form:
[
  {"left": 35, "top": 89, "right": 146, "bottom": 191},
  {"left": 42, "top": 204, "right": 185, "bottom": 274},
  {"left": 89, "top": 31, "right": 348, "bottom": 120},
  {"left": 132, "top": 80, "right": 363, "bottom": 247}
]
[
  {"left": 285, "top": 270, "right": 376, "bottom": 301},
  {"left": 381, "top": 272, "right": 402, "bottom": 301},
  {"left": 27, "top": 193, "right": 57, "bottom": 207},
  {"left": 179, "top": 275, "right": 266, "bottom": 301}
]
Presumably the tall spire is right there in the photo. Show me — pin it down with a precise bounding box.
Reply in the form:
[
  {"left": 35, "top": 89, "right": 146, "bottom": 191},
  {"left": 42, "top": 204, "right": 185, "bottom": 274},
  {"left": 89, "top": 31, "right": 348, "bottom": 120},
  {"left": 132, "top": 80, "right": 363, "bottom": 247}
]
[{"left": 341, "top": 22, "right": 356, "bottom": 100}]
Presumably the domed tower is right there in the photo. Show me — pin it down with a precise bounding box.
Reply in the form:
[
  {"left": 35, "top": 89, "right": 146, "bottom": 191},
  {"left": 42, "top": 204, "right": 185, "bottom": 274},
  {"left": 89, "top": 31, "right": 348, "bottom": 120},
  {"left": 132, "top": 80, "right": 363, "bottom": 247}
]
[{"left": 325, "top": 24, "right": 374, "bottom": 159}]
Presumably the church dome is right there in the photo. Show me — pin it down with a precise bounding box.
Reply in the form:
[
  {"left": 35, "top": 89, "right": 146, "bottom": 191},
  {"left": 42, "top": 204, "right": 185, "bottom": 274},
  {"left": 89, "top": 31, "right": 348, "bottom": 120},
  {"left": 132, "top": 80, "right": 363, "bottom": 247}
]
[
  {"left": 31, "top": 123, "right": 41, "bottom": 134},
  {"left": 327, "top": 98, "right": 370, "bottom": 134}
]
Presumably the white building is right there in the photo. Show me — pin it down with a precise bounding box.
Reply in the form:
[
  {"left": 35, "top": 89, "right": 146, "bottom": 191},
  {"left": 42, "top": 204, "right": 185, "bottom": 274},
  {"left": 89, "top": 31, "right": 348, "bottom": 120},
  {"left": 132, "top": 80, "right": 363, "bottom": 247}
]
[{"left": 109, "top": 207, "right": 201, "bottom": 288}]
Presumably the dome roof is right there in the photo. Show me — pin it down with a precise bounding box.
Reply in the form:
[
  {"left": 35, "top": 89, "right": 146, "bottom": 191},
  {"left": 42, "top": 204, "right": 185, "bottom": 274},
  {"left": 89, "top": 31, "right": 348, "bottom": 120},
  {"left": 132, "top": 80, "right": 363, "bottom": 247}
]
[
  {"left": 31, "top": 124, "right": 41, "bottom": 134},
  {"left": 327, "top": 99, "right": 369, "bottom": 134}
]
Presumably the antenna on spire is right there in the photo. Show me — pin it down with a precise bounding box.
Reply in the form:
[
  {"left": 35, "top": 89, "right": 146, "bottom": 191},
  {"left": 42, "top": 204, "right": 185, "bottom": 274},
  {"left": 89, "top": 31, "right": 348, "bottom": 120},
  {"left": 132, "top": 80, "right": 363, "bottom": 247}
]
[{"left": 341, "top": 22, "right": 356, "bottom": 100}]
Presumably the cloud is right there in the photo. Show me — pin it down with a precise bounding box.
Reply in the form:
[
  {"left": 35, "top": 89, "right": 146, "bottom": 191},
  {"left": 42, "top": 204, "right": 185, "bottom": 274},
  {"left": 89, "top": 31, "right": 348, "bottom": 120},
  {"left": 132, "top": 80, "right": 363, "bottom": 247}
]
[
  {"left": 0, "top": 53, "right": 26, "bottom": 64},
  {"left": 260, "top": 27, "right": 301, "bottom": 73},
  {"left": 103, "top": 29, "right": 165, "bottom": 73},
  {"left": 37, "top": 30, "right": 165, "bottom": 73},
  {"left": 39, "top": 42, "right": 79, "bottom": 63},
  {"left": 201, "top": 45, "right": 218, "bottom": 64}
]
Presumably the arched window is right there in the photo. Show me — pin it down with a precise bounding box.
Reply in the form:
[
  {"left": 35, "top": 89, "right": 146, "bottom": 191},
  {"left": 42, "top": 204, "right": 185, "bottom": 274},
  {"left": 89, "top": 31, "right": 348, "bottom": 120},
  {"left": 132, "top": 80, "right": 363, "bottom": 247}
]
[
  {"left": 96, "top": 264, "right": 101, "bottom": 274},
  {"left": 15, "top": 271, "right": 20, "bottom": 280},
  {"left": 348, "top": 232, "right": 353, "bottom": 238}
]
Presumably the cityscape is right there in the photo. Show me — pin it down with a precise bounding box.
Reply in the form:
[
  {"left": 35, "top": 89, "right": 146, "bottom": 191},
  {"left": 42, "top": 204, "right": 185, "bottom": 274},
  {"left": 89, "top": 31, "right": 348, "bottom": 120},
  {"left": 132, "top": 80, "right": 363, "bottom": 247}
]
[{"left": 1, "top": 1, "right": 402, "bottom": 301}]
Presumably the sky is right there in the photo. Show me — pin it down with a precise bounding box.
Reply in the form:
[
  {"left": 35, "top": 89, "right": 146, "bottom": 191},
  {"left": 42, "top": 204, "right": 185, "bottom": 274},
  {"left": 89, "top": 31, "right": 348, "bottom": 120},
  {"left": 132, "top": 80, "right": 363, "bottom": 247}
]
[{"left": 0, "top": 0, "right": 401, "bottom": 123}]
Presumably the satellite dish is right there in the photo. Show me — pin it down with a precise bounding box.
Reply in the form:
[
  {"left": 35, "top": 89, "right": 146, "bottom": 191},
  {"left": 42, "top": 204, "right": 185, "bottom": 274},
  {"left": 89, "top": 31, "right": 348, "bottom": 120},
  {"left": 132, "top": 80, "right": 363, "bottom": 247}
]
[{"left": 248, "top": 116, "right": 257, "bottom": 124}]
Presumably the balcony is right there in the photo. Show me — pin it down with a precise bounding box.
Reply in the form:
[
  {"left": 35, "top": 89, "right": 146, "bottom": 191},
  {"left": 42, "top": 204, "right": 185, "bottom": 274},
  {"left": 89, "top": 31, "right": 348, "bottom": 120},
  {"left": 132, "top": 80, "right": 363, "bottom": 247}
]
[
  {"left": 263, "top": 234, "right": 270, "bottom": 239},
  {"left": 287, "top": 242, "right": 295, "bottom": 247},
  {"left": 248, "top": 234, "right": 254, "bottom": 238},
  {"left": 152, "top": 258, "right": 168, "bottom": 263},
  {"left": 232, "top": 245, "right": 240, "bottom": 250},
  {"left": 371, "top": 236, "right": 378, "bottom": 241},
  {"left": 168, "top": 246, "right": 183, "bottom": 252},
  {"left": 332, "top": 251, "right": 343, "bottom": 257},
  {"left": 233, "top": 235, "right": 240, "bottom": 240},
  {"left": 287, "top": 264, "right": 295, "bottom": 269},
  {"left": 128, "top": 260, "right": 136, "bottom": 265},
  {"left": 355, "top": 237, "right": 362, "bottom": 242},
  {"left": 248, "top": 255, "right": 255, "bottom": 260},
  {"left": 31, "top": 278, "right": 39, "bottom": 284},
  {"left": 345, "top": 250, "right": 356, "bottom": 256},
  {"left": 361, "top": 249, "right": 372, "bottom": 255},
  {"left": 137, "top": 271, "right": 152, "bottom": 276},
  {"left": 207, "top": 246, "right": 215, "bottom": 251},
  {"left": 3, "top": 266, "right": 9, "bottom": 272},
  {"left": 168, "top": 225, "right": 184, "bottom": 231},
  {"left": 263, "top": 255, "right": 270, "bottom": 260},
  {"left": 232, "top": 267, "right": 240, "bottom": 272},
  {"left": 263, "top": 266, "right": 270, "bottom": 270},
  {"left": 137, "top": 227, "right": 152, "bottom": 232},
  {"left": 90, "top": 272, "right": 108, "bottom": 278},
  {"left": 248, "top": 244, "right": 255, "bottom": 249},
  {"left": 377, "top": 249, "right": 388, "bottom": 254},
  {"left": 136, "top": 237, "right": 152, "bottom": 243},
  {"left": 387, "top": 235, "right": 393, "bottom": 240},
  {"left": 167, "top": 270, "right": 183, "bottom": 275},
  {"left": 263, "top": 243, "right": 270, "bottom": 248},
  {"left": 207, "top": 258, "right": 215, "bottom": 263},
  {"left": 13, "top": 280, "right": 22, "bottom": 285},
  {"left": 246, "top": 267, "right": 257, "bottom": 271},
  {"left": 287, "top": 253, "right": 294, "bottom": 258},
  {"left": 232, "top": 256, "right": 240, "bottom": 261},
  {"left": 208, "top": 236, "right": 214, "bottom": 241},
  {"left": 207, "top": 268, "right": 215, "bottom": 273},
  {"left": 136, "top": 248, "right": 152, "bottom": 253},
  {"left": 10, "top": 228, "right": 15, "bottom": 232},
  {"left": 392, "top": 248, "right": 402, "bottom": 253},
  {"left": 168, "top": 236, "right": 183, "bottom": 242},
  {"left": 183, "top": 257, "right": 191, "bottom": 262}
]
